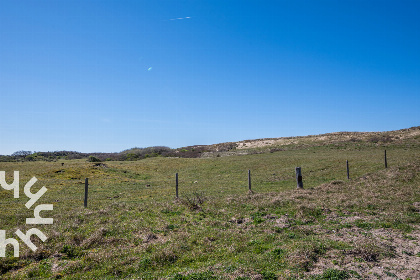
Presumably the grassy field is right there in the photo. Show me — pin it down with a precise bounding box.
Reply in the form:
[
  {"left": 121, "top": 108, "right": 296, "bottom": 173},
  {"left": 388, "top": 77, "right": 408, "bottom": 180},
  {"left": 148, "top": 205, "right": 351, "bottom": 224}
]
[{"left": 0, "top": 130, "right": 419, "bottom": 279}]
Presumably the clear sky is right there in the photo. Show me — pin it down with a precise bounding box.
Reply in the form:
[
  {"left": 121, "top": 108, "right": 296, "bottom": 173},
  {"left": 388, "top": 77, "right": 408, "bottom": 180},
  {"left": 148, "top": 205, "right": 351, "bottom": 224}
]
[{"left": 1, "top": 0, "right": 419, "bottom": 155}]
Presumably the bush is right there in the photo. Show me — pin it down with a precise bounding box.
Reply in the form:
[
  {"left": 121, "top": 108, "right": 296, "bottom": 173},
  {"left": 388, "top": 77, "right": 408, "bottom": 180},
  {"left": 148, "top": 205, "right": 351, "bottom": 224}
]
[
  {"left": 11, "top": 150, "right": 32, "bottom": 157},
  {"left": 119, "top": 146, "right": 173, "bottom": 160},
  {"left": 25, "top": 155, "right": 35, "bottom": 161},
  {"left": 60, "top": 245, "right": 83, "bottom": 259},
  {"left": 88, "top": 156, "right": 101, "bottom": 162}
]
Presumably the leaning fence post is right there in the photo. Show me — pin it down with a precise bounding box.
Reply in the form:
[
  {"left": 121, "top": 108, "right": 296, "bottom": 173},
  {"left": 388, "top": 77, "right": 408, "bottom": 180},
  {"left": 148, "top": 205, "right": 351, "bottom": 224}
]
[
  {"left": 248, "top": 170, "right": 251, "bottom": 191},
  {"left": 296, "top": 167, "right": 303, "bottom": 189},
  {"left": 175, "top": 173, "right": 179, "bottom": 198},
  {"left": 84, "top": 178, "right": 88, "bottom": 208},
  {"left": 346, "top": 160, "right": 350, "bottom": 179},
  {"left": 384, "top": 150, "right": 388, "bottom": 168}
]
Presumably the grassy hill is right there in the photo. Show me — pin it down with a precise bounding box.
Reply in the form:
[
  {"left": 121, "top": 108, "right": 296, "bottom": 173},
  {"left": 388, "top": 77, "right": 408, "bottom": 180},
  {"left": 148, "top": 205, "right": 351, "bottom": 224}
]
[{"left": 0, "top": 127, "right": 419, "bottom": 279}]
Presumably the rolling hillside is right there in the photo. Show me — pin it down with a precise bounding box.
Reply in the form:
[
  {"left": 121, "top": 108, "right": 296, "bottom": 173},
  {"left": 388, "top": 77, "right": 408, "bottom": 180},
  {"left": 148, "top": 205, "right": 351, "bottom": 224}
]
[{"left": 0, "top": 127, "right": 419, "bottom": 279}]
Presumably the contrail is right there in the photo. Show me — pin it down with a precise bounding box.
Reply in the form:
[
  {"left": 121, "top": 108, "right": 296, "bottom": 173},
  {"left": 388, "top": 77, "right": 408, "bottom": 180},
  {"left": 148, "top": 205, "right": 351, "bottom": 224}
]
[{"left": 169, "top": 17, "right": 192, "bottom": 21}]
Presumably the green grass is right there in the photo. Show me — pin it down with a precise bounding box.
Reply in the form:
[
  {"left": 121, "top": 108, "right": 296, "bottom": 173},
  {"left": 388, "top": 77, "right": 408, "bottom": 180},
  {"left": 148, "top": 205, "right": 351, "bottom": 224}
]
[
  {"left": 309, "top": 268, "right": 350, "bottom": 279},
  {"left": 0, "top": 140, "right": 419, "bottom": 279}
]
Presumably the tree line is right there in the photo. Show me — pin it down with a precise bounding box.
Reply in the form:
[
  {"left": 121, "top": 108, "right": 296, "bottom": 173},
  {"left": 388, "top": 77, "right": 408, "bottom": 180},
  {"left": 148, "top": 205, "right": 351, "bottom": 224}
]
[{"left": 0, "top": 143, "right": 237, "bottom": 162}]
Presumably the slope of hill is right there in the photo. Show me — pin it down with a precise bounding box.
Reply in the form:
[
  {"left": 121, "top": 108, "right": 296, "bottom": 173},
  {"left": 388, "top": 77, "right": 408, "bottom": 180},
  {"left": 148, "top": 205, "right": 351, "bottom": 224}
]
[
  {"left": 0, "top": 127, "right": 419, "bottom": 279},
  {"left": 196, "top": 126, "right": 420, "bottom": 158},
  {"left": 235, "top": 126, "right": 420, "bottom": 150}
]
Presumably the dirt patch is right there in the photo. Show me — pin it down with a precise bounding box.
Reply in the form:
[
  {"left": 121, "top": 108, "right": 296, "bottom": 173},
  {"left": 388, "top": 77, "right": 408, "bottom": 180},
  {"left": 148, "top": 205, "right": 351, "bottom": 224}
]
[
  {"left": 308, "top": 226, "right": 420, "bottom": 279},
  {"left": 236, "top": 138, "right": 297, "bottom": 149}
]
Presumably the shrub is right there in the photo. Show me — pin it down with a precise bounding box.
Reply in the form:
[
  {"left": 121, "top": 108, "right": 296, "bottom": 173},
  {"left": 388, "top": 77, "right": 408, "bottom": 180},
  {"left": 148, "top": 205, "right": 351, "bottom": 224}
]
[
  {"left": 88, "top": 156, "right": 101, "bottom": 162},
  {"left": 180, "top": 192, "right": 206, "bottom": 210},
  {"left": 60, "top": 245, "right": 83, "bottom": 259}
]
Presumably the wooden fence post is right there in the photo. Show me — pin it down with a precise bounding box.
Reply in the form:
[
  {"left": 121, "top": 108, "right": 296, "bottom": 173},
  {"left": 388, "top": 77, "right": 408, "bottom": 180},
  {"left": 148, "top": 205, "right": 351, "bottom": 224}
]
[
  {"left": 84, "top": 178, "right": 88, "bottom": 208},
  {"left": 175, "top": 173, "right": 179, "bottom": 198},
  {"left": 296, "top": 167, "right": 303, "bottom": 189},
  {"left": 248, "top": 170, "right": 251, "bottom": 191},
  {"left": 346, "top": 160, "right": 350, "bottom": 179},
  {"left": 384, "top": 150, "right": 388, "bottom": 168}
]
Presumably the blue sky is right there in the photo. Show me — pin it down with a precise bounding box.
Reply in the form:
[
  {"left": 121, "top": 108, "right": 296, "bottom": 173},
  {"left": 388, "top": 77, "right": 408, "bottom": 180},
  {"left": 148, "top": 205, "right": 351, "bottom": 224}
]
[{"left": 1, "top": 0, "right": 419, "bottom": 155}]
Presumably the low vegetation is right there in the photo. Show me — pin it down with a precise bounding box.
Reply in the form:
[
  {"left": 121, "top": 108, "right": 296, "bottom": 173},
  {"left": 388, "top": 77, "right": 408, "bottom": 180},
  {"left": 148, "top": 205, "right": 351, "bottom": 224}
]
[
  {"left": 0, "top": 127, "right": 419, "bottom": 279},
  {"left": 2, "top": 126, "right": 418, "bottom": 162}
]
